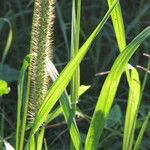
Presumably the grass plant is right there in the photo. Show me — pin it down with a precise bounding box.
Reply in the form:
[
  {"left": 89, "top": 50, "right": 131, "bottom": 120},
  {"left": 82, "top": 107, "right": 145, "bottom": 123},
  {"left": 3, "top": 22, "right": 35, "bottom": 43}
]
[{"left": 0, "top": 0, "right": 149, "bottom": 149}]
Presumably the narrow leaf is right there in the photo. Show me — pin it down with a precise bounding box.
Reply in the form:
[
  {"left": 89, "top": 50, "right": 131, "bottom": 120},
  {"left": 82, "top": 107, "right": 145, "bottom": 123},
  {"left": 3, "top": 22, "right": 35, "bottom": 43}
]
[
  {"left": 107, "top": 1, "right": 142, "bottom": 149},
  {"left": 0, "top": 18, "right": 13, "bottom": 64},
  {"left": 107, "top": 0, "right": 126, "bottom": 51},
  {"left": 37, "top": 127, "right": 45, "bottom": 150},
  {"left": 133, "top": 111, "right": 150, "bottom": 150},
  {"left": 16, "top": 54, "right": 31, "bottom": 150},
  {"left": 85, "top": 26, "right": 150, "bottom": 150},
  {"left": 46, "top": 58, "right": 83, "bottom": 149},
  {"left": 123, "top": 67, "right": 141, "bottom": 150}
]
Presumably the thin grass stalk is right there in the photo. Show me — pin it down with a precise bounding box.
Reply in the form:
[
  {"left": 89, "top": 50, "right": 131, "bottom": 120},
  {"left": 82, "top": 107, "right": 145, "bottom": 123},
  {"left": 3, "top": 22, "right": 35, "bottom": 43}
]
[
  {"left": 19, "top": 71, "right": 31, "bottom": 150},
  {"left": 70, "top": 0, "right": 81, "bottom": 149},
  {"left": 0, "top": 18, "right": 13, "bottom": 64},
  {"left": 133, "top": 111, "right": 150, "bottom": 150},
  {"left": 44, "top": 139, "right": 48, "bottom": 150},
  {"left": 27, "top": 135, "right": 35, "bottom": 150},
  {"left": 37, "top": 127, "right": 45, "bottom": 150},
  {"left": 123, "top": 68, "right": 140, "bottom": 150},
  {"left": 132, "top": 56, "right": 150, "bottom": 149},
  {"left": 70, "top": 0, "right": 81, "bottom": 115},
  {"left": 16, "top": 55, "right": 31, "bottom": 150},
  {"left": 140, "top": 56, "right": 150, "bottom": 99}
]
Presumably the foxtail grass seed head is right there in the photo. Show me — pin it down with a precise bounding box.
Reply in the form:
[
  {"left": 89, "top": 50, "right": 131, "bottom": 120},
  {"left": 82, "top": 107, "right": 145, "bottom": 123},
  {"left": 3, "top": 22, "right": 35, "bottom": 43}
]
[{"left": 28, "top": 0, "right": 56, "bottom": 122}]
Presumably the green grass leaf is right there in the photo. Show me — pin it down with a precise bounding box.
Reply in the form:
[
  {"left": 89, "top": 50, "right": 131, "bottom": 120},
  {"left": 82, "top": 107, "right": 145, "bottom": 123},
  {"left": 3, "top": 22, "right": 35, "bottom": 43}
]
[
  {"left": 37, "top": 127, "right": 45, "bottom": 150},
  {"left": 123, "top": 67, "right": 141, "bottom": 150},
  {"left": 70, "top": 0, "right": 81, "bottom": 116},
  {"left": 107, "top": 1, "right": 142, "bottom": 149},
  {"left": 16, "top": 54, "right": 32, "bottom": 150},
  {"left": 107, "top": 0, "right": 126, "bottom": 52},
  {"left": 85, "top": 26, "right": 150, "bottom": 150},
  {"left": 0, "top": 18, "right": 13, "bottom": 64},
  {"left": 133, "top": 111, "right": 150, "bottom": 150},
  {"left": 29, "top": 1, "right": 119, "bottom": 149},
  {"left": 46, "top": 58, "right": 83, "bottom": 149}
]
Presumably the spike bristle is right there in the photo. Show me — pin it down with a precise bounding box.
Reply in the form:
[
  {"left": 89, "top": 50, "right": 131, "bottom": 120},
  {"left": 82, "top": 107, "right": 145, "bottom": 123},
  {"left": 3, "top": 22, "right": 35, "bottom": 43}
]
[{"left": 28, "top": 0, "right": 56, "bottom": 120}]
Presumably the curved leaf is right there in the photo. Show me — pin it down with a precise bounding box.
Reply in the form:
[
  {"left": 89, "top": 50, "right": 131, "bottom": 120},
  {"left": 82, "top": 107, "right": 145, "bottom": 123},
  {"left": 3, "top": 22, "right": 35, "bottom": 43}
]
[
  {"left": 85, "top": 26, "right": 150, "bottom": 150},
  {"left": 29, "top": 1, "right": 119, "bottom": 149}
]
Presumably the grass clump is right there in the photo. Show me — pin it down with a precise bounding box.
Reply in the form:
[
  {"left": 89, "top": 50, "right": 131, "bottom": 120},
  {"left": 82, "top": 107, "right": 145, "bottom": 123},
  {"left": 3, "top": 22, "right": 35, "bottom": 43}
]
[{"left": 0, "top": 0, "right": 149, "bottom": 149}]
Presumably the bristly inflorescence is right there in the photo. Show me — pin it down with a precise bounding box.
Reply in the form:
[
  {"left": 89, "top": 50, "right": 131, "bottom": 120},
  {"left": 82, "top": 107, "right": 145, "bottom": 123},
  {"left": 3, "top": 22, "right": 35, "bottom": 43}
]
[{"left": 28, "top": 0, "right": 56, "bottom": 121}]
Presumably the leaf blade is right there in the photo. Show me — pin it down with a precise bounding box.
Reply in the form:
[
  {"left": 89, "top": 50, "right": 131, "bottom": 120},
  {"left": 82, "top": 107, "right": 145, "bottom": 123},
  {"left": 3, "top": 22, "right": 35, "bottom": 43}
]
[
  {"left": 30, "top": 0, "right": 119, "bottom": 141},
  {"left": 85, "top": 26, "right": 150, "bottom": 150}
]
